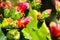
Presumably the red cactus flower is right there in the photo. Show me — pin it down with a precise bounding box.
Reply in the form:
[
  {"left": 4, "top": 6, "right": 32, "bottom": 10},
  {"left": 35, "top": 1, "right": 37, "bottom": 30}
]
[
  {"left": 49, "top": 21, "right": 60, "bottom": 37},
  {"left": 16, "top": 16, "right": 32, "bottom": 28},
  {"left": 17, "top": 3, "right": 29, "bottom": 13}
]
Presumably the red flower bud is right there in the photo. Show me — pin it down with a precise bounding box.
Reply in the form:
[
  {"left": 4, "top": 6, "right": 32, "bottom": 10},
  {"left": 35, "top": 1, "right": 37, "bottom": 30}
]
[
  {"left": 44, "top": 9, "right": 52, "bottom": 15},
  {"left": 16, "top": 16, "right": 32, "bottom": 28}
]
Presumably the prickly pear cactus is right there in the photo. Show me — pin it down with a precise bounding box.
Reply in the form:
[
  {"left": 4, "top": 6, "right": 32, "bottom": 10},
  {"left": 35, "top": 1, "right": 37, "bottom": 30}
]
[{"left": 0, "top": 0, "right": 60, "bottom": 40}]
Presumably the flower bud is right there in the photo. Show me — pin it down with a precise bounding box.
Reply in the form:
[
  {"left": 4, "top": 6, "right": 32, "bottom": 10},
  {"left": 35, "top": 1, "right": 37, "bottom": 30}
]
[
  {"left": 7, "top": 29, "right": 20, "bottom": 40},
  {"left": 31, "top": 1, "right": 41, "bottom": 11},
  {"left": 2, "top": 18, "right": 14, "bottom": 28},
  {"left": 55, "top": 0, "right": 60, "bottom": 15},
  {"left": 37, "top": 12, "right": 42, "bottom": 20},
  {"left": 55, "top": 0, "right": 60, "bottom": 9},
  {"left": 42, "top": 9, "right": 52, "bottom": 19},
  {"left": 44, "top": 9, "right": 52, "bottom": 15}
]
